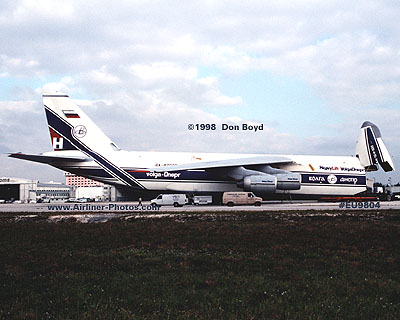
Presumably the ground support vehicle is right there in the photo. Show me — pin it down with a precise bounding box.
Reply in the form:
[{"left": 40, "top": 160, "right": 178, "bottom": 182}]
[{"left": 222, "top": 192, "right": 262, "bottom": 206}]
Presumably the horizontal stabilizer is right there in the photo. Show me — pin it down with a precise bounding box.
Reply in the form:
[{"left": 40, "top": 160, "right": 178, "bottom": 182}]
[
  {"left": 8, "top": 153, "right": 88, "bottom": 164},
  {"left": 151, "top": 156, "right": 293, "bottom": 172}
]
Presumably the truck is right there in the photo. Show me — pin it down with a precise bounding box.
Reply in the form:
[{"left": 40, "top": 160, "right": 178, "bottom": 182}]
[
  {"left": 222, "top": 192, "right": 263, "bottom": 206},
  {"left": 151, "top": 194, "right": 188, "bottom": 207}
]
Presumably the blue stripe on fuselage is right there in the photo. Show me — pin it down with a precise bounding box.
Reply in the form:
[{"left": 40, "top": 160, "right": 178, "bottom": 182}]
[
  {"left": 301, "top": 173, "right": 366, "bottom": 186},
  {"left": 60, "top": 167, "right": 232, "bottom": 182},
  {"left": 63, "top": 166, "right": 365, "bottom": 187},
  {"left": 127, "top": 170, "right": 228, "bottom": 181}
]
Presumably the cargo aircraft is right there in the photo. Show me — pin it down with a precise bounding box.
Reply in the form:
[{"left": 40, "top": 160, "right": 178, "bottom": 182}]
[{"left": 9, "top": 91, "right": 395, "bottom": 198}]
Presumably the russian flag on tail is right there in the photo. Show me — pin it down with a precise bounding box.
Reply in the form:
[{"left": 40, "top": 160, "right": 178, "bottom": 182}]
[{"left": 63, "top": 110, "right": 80, "bottom": 118}]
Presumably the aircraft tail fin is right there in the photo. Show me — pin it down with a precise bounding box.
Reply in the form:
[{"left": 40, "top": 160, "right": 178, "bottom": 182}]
[
  {"left": 42, "top": 92, "right": 145, "bottom": 189},
  {"left": 355, "top": 121, "right": 395, "bottom": 172},
  {"left": 43, "top": 91, "right": 120, "bottom": 153}
]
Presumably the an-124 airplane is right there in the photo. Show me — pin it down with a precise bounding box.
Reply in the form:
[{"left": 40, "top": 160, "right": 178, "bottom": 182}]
[{"left": 9, "top": 91, "right": 395, "bottom": 199}]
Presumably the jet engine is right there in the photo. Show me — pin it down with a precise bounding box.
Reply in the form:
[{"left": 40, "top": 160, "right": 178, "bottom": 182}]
[
  {"left": 275, "top": 173, "right": 301, "bottom": 190},
  {"left": 241, "top": 173, "right": 301, "bottom": 193},
  {"left": 242, "top": 174, "right": 277, "bottom": 193}
]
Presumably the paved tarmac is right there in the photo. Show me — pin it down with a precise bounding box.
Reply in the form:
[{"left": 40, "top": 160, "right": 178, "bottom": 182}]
[{"left": 1, "top": 200, "right": 399, "bottom": 213}]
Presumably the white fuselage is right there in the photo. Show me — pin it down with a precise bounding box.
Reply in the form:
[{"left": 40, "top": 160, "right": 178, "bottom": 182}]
[{"left": 47, "top": 149, "right": 366, "bottom": 195}]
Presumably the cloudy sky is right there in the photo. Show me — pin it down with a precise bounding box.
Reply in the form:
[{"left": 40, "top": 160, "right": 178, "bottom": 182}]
[{"left": 0, "top": 0, "right": 399, "bottom": 184}]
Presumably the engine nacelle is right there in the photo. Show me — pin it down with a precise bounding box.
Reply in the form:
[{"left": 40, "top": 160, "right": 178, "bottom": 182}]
[
  {"left": 243, "top": 174, "right": 277, "bottom": 193},
  {"left": 241, "top": 173, "right": 301, "bottom": 193},
  {"left": 276, "top": 173, "right": 301, "bottom": 190}
]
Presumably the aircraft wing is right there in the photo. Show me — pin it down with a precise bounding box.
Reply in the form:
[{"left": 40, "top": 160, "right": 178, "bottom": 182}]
[
  {"left": 151, "top": 155, "right": 293, "bottom": 172},
  {"left": 8, "top": 153, "right": 89, "bottom": 164}
]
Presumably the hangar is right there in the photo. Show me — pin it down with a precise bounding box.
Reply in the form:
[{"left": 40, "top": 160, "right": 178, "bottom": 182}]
[
  {"left": 0, "top": 177, "right": 73, "bottom": 203},
  {"left": 0, "top": 177, "right": 37, "bottom": 202}
]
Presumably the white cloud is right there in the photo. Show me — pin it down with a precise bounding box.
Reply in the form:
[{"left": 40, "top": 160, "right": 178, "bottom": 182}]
[
  {"left": 0, "top": 101, "right": 39, "bottom": 119},
  {"left": 258, "top": 32, "right": 400, "bottom": 109},
  {"left": 86, "top": 66, "right": 121, "bottom": 85},
  {"left": 41, "top": 76, "right": 76, "bottom": 93},
  {"left": 0, "top": 54, "right": 39, "bottom": 76},
  {"left": 201, "top": 45, "right": 251, "bottom": 74},
  {"left": 130, "top": 62, "right": 197, "bottom": 83},
  {"left": 12, "top": 0, "right": 74, "bottom": 21}
]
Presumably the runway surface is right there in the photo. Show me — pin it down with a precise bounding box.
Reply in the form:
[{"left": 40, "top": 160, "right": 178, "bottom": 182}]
[{"left": 1, "top": 200, "right": 399, "bottom": 213}]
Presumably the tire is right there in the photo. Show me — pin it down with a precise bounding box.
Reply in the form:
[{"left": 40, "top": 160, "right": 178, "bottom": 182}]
[
  {"left": 173, "top": 202, "right": 179, "bottom": 207},
  {"left": 254, "top": 202, "right": 261, "bottom": 207},
  {"left": 227, "top": 202, "right": 234, "bottom": 207}
]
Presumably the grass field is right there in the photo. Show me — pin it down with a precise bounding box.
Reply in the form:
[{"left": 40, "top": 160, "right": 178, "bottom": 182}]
[{"left": 0, "top": 210, "right": 399, "bottom": 319}]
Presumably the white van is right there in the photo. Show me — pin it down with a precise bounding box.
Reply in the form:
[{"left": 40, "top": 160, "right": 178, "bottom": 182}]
[
  {"left": 193, "top": 195, "right": 213, "bottom": 205},
  {"left": 222, "top": 192, "right": 262, "bottom": 206},
  {"left": 151, "top": 194, "right": 188, "bottom": 207}
]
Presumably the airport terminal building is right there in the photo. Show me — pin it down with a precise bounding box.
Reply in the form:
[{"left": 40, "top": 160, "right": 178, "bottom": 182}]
[{"left": 36, "top": 182, "right": 74, "bottom": 202}]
